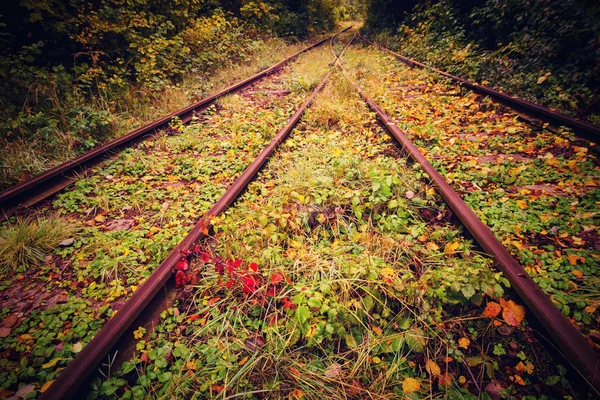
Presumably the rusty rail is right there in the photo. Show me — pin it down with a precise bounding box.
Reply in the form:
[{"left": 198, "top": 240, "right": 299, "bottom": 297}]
[
  {"left": 366, "top": 38, "right": 600, "bottom": 139},
  {"left": 0, "top": 32, "right": 346, "bottom": 221},
  {"left": 39, "top": 27, "right": 359, "bottom": 400},
  {"left": 335, "top": 58, "right": 600, "bottom": 393}
]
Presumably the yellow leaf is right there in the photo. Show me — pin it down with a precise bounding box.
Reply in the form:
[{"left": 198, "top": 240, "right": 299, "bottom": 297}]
[
  {"left": 41, "top": 380, "right": 54, "bottom": 393},
  {"left": 426, "top": 360, "right": 441, "bottom": 376},
  {"left": 537, "top": 72, "right": 551, "bottom": 84},
  {"left": 539, "top": 214, "right": 550, "bottom": 222},
  {"left": 42, "top": 358, "right": 62, "bottom": 369},
  {"left": 512, "top": 374, "right": 526, "bottom": 385},
  {"left": 458, "top": 375, "right": 467, "bottom": 384},
  {"left": 444, "top": 242, "right": 459, "bottom": 255},
  {"left": 500, "top": 299, "right": 526, "bottom": 326},
  {"left": 515, "top": 200, "right": 527, "bottom": 210},
  {"left": 402, "top": 377, "right": 421, "bottom": 393},
  {"left": 458, "top": 337, "right": 470, "bottom": 349},
  {"left": 572, "top": 269, "right": 584, "bottom": 279},
  {"left": 426, "top": 242, "right": 439, "bottom": 251},
  {"left": 94, "top": 215, "right": 106, "bottom": 223}
]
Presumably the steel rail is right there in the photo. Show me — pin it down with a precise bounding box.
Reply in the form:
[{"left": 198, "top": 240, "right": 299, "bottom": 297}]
[
  {"left": 335, "top": 58, "right": 600, "bottom": 393},
  {"left": 39, "top": 27, "right": 359, "bottom": 400},
  {"left": 365, "top": 37, "right": 600, "bottom": 139},
  {"left": 0, "top": 31, "right": 347, "bottom": 221}
]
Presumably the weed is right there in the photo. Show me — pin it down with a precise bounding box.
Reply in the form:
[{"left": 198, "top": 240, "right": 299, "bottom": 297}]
[{"left": 0, "top": 216, "right": 76, "bottom": 275}]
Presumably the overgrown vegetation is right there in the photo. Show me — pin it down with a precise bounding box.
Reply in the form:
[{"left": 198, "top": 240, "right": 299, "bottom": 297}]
[
  {"left": 0, "top": 217, "right": 75, "bottom": 275},
  {"left": 0, "top": 0, "right": 360, "bottom": 190},
  {"left": 363, "top": 0, "right": 600, "bottom": 124},
  {"left": 93, "top": 68, "right": 576, "bottom": 399}
]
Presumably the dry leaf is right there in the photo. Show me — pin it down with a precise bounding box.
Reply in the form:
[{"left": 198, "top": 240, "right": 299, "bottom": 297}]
[
  {"left": 568, "top": 255, "right": 585, "bottom": 266},
  {"left": 444, "top": 242, "right": 459, "bottom": 255},
  {"left": 515, "top": 200, "right": 527, "bottom": 210},
  {"left": 41, "top": 380, "right": 54, "bottom": 393},
  {"left": 94, "top": 215, "right": 106, "bottom": 223},
  {"left": 571, "top": 269, "right": 584, "bottom": 279},
  {"left": 482, "top": 301, "right": 501, "bottom": 318},
  {"left": 425, "top": 359, "right": 441, "bottom": 376},
  {"left": 324, "top": 362, "right": 343, "bottom": 378},
  {"left": 402, "top": 377, "right": 421, "bottom": 393},
  {"left": 500, "top": 299, "right": 526, "bottom": 326},
  {"left": 438, "top": 371, "right": 452, "bottom": 387},
  {"left": 458, "top": 337, "right": 470, "bottom": 349},
  {"left": 0, "top": 327, "right": 10, "bottom": 338}
]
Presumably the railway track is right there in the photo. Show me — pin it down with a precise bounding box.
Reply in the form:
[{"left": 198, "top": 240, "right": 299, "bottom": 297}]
[
  {"left": 30, "top": 29, "right": 356, "bottom": 399},
  {"left": 364, "top": 35, "right": 600, "bottom": 140},
  {"left": 0, "top": 30, "right": 351, "bottom": 223},
  {"left": 336, "top": 45, "right": 600, "bottom": 393},
  {"left": 1, "top": 27, "right": 598, "bottom": 399}
]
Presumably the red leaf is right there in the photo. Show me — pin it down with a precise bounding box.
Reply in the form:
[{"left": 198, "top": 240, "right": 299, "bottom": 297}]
[
  {"left": 176, "top": 258, "right": 189, "bottom": 271},
  {"left": 188, "top": 314, "right": 200, "bottom": 321},
  {"left": 266, "top": 286, "right": 281, "bottom": 297},
  {"left": 201, "top": 252, "right": 211, "bottom": 263},
  {"left": 192, "top": 245, "right": 201, "bottom": 254},
  {"left": 249, "top": 262, "right": 258, "bottom": 272},
  {"left": 199, "top": 220, "right": 209, "bottom": 236},
  {"left": 225, "top": 280, "right": 234, "bottom": 288},
  {"left": 282, "top": 297, "right": 297, "bottom": 310},
  {"left": 175, "top": 270, "right": 186, "bottom": 288},
  {"left": 233, "top": 259, "right": 243, "bottom": 268},
  {"left": 271, "top": 273, "right": 284, "bottom": 284},
  {"left": 242, "top": 276, "right": 257, "bottom": 294}
]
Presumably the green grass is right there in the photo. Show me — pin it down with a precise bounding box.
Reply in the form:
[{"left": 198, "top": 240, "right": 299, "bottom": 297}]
[{"left": 0, "top": 216, "right": 76, "bottom": 274}]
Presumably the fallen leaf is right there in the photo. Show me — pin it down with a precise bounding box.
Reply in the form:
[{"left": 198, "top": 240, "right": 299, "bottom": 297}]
[
  {"left": 406, "top": 191, "right": 415, "bottom": 199},
  {"left": 402, "top": 377, "right": 421, "bottom": 393},
  {"left": 0, "top": 327, "right": 10, "bottom": 338},
  {"left": 568, "top": 255, "right": 585, "bottom": 266},
  {"left": 59, "top": 238, "right": 75, "bottom": 246},
  {"left": 72, "top": 342, "right": 83, "bottom": 353},
  {"left": 15, "top": 385, "right": 35, "bottom": 398},
  {"left": 500, "top": 299, "right": 526, "bottom": 326},
  {"left": 94, "top": 215, "right": 106, "bottom": 223},
  {"left": 425, "top": 359, "right": 441, "bottom": 376},
  {"left": 324, "top": 362, "right": 343, "bottom": 378},
  {"left": 515, "top": 200, "right": 527, "bottom": 210},
  {"left": 438, "top": 371, "right": 452, "bottom": 386},
  {"left": 244, "top": 335, "right": 266, "bottom": 352},
  {"left": 571, "top": 269, "right": 584, "bottom": 279},
  {"left": 511, "top": 374, "right": 526, "bottom": 385},
  {"left": 42, "top": 358, "right": 62, "bottom": 369},
  {"left": 482, "top": 301, "right": 501, "bottom": 318},
  {"left": 41, "top": 380, "right": 54, "bottom": 393},
  {"left": 458, "top": 337, "right": 470, "bottom": 349},
  {"left": 444, "top": 241, "right": 459, "bottom": 256},
  {"left": 537, "top": 72, "right": 551, "bottom": 84}
]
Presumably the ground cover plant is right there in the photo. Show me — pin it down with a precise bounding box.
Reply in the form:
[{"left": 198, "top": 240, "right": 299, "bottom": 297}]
[
  {"left": 363, "top": 0, "right": 600, "bottom": 125},
  {"left": 342, "top": 44, "right": 600, "bottom": 349},
  {"left": 94, "top": 68, "right": 582, "bottom": 399},
  {"left": 0, "top": 44, "right": 336, "bottom": 398},
  {"left": 0, "top": 0, "right": 349, "bottom": 190}
]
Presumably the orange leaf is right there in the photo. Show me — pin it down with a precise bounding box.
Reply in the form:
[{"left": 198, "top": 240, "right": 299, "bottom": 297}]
[
  {"left": 402, "top": 377, "right": 421, "bottom": 393},
  {"left": 572, "top": 269, "right": 584, "bottom": 279},
  {"left": 515, "top": 200, "right": 527, "bottom": 210},
  {"left": 425, "top": 359, "right": 441, "bottom": 376},
  {"left": 567, "top": 255, "right": 585, "bottom": 266},
  {"left": 458, "top": 337, "right": 470, "bottom": 349},
  {"left": 482, "top": 301, "right": 501, "bottom": 318},
  {"left": 438, "top": 371, "right": 452, "bottom": 387},
  {"left": 500, "top": 299, "right": 526, "bottom": 326}
]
